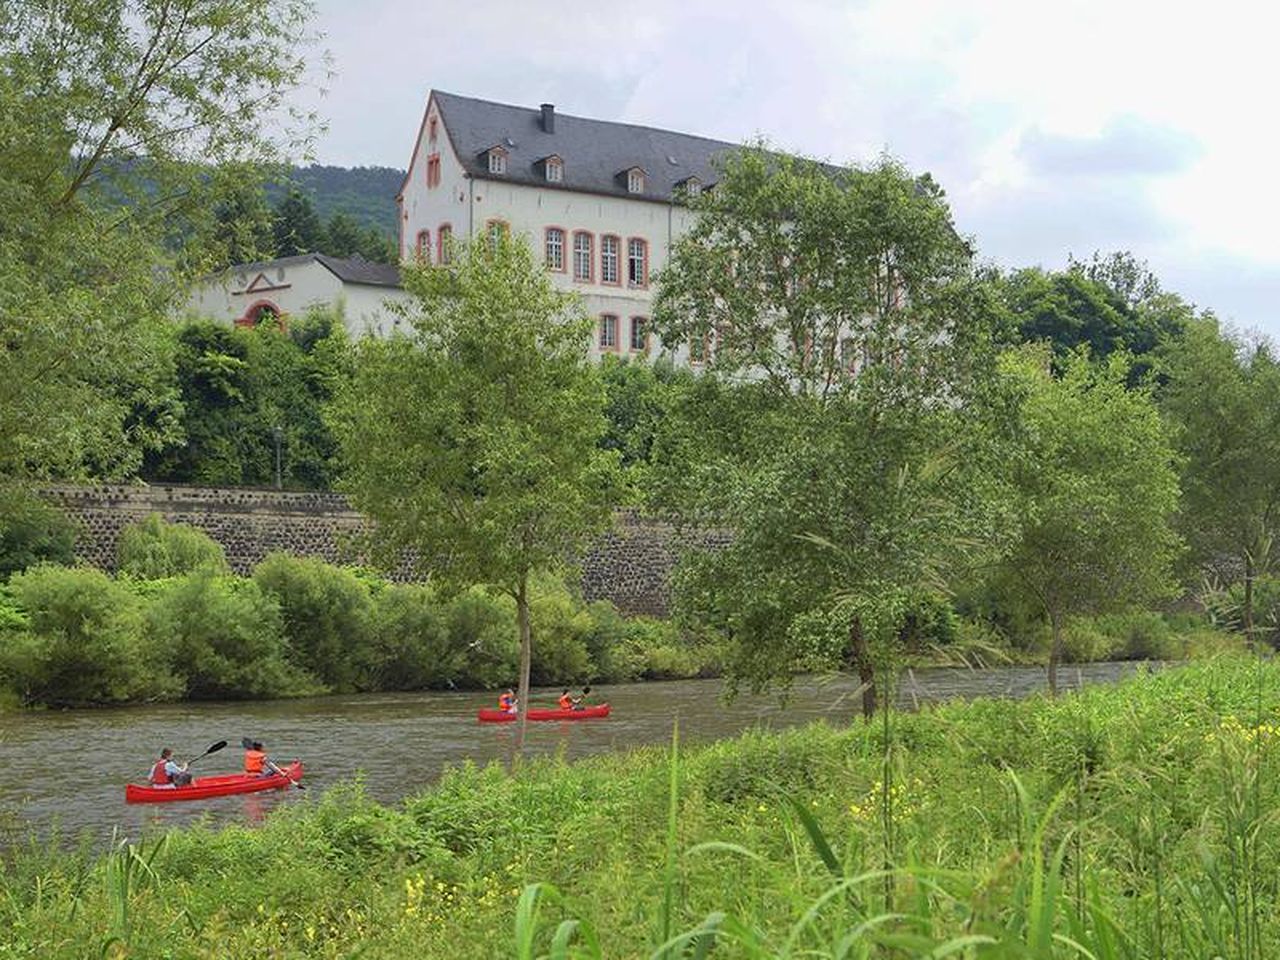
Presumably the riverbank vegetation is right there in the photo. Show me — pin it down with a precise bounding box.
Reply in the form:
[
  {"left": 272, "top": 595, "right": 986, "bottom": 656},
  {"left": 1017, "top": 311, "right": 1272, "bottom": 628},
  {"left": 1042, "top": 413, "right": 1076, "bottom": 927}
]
[{"left": 2, "top": 657, "right": 1278, "bottom": 957}]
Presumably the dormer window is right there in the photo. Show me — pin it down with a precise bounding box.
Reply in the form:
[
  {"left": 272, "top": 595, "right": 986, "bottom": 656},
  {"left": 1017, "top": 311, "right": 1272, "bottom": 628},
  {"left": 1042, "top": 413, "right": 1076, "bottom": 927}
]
[
  {"left": 486, "top": 146, "right": 508, "bottom": 175},
  {"left": 543, "top": 156, "right": 563, "bottom": 183},
  {"left": 679, "top": 176, "right": 702, "bottom": 198},
  {"left": 627, "top": 167, "right": 646, "bottom": 194}
]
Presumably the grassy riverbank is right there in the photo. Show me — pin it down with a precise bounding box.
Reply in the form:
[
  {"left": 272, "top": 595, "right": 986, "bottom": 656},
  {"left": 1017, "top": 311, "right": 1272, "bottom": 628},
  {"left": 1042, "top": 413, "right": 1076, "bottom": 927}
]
[{"left": 4, "top": 656, "right": 1279, "bottom": 957}]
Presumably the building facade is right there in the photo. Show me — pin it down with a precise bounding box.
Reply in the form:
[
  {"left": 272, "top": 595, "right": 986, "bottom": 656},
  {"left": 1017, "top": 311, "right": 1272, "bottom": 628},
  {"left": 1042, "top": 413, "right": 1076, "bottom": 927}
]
[
  {"left": 398, "top": 91, "right": 740, "bottom": 362},
  {"left": 185, "top": 253, "right": 411, "bottom": 338}
]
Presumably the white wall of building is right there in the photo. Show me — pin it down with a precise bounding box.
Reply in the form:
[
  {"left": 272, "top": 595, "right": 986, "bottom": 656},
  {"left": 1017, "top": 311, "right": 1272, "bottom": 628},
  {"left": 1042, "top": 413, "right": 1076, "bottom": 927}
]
[{"left": 400, "top": 95, "right": 701, "bottom": 364}]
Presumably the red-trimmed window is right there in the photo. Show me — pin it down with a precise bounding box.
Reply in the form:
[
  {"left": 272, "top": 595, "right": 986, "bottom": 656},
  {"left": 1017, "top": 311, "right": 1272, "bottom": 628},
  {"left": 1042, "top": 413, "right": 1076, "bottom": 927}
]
[
  {"left": 428, "top": 115, "right": 438, "bottom": 143},
  {"left": 600, "top": 235, "right": 620, "bottom": 285},
  {"left": 426, "top": 154, "right": 441, "bottom": 188},
  {"left": 437, "top": 224, "right": 453, "bottom": 264},
  {"left": 486, "top": 219, "right": 509, "bottom": 250},
  {"left": 627, "top": 237, "right": 648, "bottom": 287},
  {"left": 416, "top": 229, "right": 431, "bottom": 262},
  {"left": 599, "top": 314, "right": 618, "bottom": 351},
  {"left": 572, "top": 232, "right": 593, "bottom": 281},
  {"left": 629, "top": 317, "right": 649, "bottom": 353},
  {"left": 545, "top": 228, "right": 565, "bottom": 272}
]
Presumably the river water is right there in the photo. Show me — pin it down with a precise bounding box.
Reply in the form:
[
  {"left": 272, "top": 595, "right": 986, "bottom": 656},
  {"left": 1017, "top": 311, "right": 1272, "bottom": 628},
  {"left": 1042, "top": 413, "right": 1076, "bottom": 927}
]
[{"left": 0, "top": 661, "right": 1147, "bottom": 844}]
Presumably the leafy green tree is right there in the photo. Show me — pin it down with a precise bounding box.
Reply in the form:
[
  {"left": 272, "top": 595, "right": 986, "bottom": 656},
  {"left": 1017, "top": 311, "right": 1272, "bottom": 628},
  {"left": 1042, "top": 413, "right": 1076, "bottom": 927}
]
[
  {"left": 273, "top": 189, "right": 328, "bottom": 257},
  {"left": 330, "top": 236, "right": 621, "bottom": 746},
  {"left": 207, "top": 177, "right": 277, "bottom": 268},
  {"left": 116, "top": 514, "right": 229, "bottom": 579},
  {"left": 652, "top": 149, "right": 1007, "bottom": 717},
  {"left": 0, "top": 0, "right": 318, "bottom": 483},
  {"left": 998, "top": 349, "right": 1181, "bottom": 692},
  {"left": 1158, "top": 319, "right": 1280, "bottom": 643},
  {"left": 323, "top": 212, "right": 363, "bottom": 258},
  {"left": 0, "top": 488, "right": 77, "bottom": 578},
  {"left": 599, "top": 356, "right": 693, "bottom": 476}
]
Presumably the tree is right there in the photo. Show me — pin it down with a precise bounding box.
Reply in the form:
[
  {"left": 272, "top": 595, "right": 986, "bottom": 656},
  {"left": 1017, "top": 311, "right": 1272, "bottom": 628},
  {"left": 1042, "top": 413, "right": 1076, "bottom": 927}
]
[
  {"left": 651, "top": 149, "right": 1007, "bottom": 718},
  {"left": 0, "top": 0, "right": 318, "bottom": 484},
  {"left": 330, "top": 236, "right": 621, "bottom": 747},
  {"left": 999, "top": 349, "right": 1181, "bottom": 692},
  {"left": 1158, "top": 318, "right": 1280, "bottom": 643},
  {"left": 273, "top": 189, "right": 328, "bottom": 257}
]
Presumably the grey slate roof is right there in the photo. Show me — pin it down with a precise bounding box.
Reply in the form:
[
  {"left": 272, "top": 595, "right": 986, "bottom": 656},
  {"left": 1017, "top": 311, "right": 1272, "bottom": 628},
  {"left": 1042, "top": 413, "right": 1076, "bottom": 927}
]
[
  {"left": 433, "top": 90, "right": 742, "bottom": 203},
  {"left": 221, "top": 253, "right": 401, "bottom": 288}
]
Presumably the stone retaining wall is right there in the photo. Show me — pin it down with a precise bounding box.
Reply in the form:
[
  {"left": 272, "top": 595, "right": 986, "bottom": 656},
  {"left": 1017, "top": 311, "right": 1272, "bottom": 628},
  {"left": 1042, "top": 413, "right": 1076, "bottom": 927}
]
[{"left": 44, "top": 484, "right": 699, "bottom": 617}]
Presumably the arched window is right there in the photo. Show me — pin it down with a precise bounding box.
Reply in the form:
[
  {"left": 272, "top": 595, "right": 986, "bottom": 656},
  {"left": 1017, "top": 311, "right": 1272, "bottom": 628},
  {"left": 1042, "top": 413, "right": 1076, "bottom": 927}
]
[
  {"left": 437, "top": 224, "right": 453, "bottom": 264},
  {"left": 416, "top": 229, "right": 431, "bottom": 262}
]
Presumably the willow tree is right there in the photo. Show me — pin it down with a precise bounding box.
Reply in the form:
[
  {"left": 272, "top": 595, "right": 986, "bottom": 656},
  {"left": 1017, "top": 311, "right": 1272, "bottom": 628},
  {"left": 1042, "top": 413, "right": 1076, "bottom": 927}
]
[
  {"left": 330, "top": 236, "right": 620, "bottom": 748},
  {"left": 651, "top": 150, "right": 1008, "bottom": 718}
]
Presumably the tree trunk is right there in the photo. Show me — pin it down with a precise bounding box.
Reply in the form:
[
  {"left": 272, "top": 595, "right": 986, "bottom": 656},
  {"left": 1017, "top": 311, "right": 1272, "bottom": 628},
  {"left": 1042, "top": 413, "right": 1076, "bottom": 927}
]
[
  {"left": 1244, "top": 554, "right": 1255, "bottom": 650},
  {"left": 1048, "top": 611, "right": 1062, "bottom": 697},
  {"left": 848, "top": 614, "right": 877, "bottom": 720},
  {"left": 515, "top": 574, "right": 533, "bottom": 753}
]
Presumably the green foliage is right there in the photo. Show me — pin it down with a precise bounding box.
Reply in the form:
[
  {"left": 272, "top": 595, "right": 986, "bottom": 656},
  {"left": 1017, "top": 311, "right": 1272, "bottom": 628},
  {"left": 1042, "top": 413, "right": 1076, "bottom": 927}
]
[
  {"left": 998, "top": 348, "right": 1182, "bottom": 688},
  {"left": 0, "top": 0, "right": 317, "bottom": 483},
  {"left": 651, "top": 149, "right": 1008, "bottom": 713},
  {"left": 1, "top": 565, "right": 176, "bottom": 704},
  {"left": 252, "top": 553, "right": 373, "bottom": 692},
  {"left": 365, "top": 583, "right": 461, "bottom": 691},
  {"left": 0, "top": 486, "right": 76, "bottom": 578},
  {"left": 598, "top": 356, "right": 693, "bottom": 475},
  {"left": 116, "top": 514, "right": 229, "bottom": 579},
  {"left": 271, "top": 188, "right": 328, "bottom": 257},
  {"left": 145, "top": 566, "right": 311, "bottom": 699}
]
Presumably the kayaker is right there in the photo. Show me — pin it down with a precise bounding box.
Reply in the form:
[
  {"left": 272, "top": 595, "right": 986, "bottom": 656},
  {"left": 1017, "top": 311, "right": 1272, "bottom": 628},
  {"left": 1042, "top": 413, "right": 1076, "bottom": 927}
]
[
  {"left": 558, "top": 688, "right": 573, "bottom": 710},
  {"left": 244, "top": 740, "right": 271, "bottom": 777},
  {"left": 573, "top": 686, "right": 592, "bottom": 710},
  {"left": 148, "top": 747, "right": 193, "bottom": 787},
  {"left": 498, "top": 688, "right": 518, "bottom": 715}
]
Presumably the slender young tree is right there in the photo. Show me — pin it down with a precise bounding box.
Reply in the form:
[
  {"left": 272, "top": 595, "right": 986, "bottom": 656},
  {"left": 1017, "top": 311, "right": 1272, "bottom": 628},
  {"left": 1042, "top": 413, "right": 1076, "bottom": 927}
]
[
  {"left": 1000, "top": 348, "right": 1181, "bottom": 692},
  {"left": 330, "top": 236, "right": 621, "bottom": 748},
  {"left": 651, "top": 149, "right": 1008, "bottom": 718}
]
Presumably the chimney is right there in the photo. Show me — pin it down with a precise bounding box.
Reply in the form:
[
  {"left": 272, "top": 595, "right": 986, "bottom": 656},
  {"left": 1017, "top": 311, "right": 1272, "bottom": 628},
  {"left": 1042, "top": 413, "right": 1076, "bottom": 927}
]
[{"left": 540, "top": 103, "right": 555, "bottom": 133}]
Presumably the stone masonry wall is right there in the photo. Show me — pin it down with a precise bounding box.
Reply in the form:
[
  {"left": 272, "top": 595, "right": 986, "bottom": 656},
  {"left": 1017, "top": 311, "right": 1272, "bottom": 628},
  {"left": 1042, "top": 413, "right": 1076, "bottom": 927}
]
[{"left": 44, "top": 484, "right": 701, "bottom": 618}]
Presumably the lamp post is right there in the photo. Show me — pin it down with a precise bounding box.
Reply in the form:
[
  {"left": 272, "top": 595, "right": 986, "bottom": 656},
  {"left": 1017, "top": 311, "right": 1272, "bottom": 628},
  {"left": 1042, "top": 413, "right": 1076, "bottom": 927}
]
[{"left": 272, "top": 425, "right": 283, "bottom": 489}]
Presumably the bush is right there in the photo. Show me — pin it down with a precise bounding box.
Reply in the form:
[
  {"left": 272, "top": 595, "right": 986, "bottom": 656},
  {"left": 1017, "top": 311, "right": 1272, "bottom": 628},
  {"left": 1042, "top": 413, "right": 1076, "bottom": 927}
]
[
  {"left": 582, "top": 601, "right": 648, "bottom": 683},
  {"left": 445, "top": 587, "right": 517, "bottom": 688},
  {"left": 529, "top": 577, "right": 594, "bottom": 685},
  {"left": 253, "top": 553, "right": 373, "bottom": 692},
  {"left": 898, "top": 593, "right": 960, "bottom": 649},
  {"left": 147, "top": 567, "right": 315, "bottom": 699},
  {"left": 1, "top": 565, "right": 178, "bottom": 704},
  {"left": 116, "top": 514, "right": 229, "bottom": 579},
  {"left": 0, "top": 487, "right": 76, "bottom": 579},
  {"left": 1093, "top": 610, "right": 1181, "bottom": 660},
  {"left": 366, "top": 583, "right": 462, "bottom": 690}
]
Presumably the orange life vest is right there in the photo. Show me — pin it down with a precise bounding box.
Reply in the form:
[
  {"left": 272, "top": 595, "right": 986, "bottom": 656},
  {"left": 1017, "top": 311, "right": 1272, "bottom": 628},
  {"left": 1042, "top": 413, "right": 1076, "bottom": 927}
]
[
  {"left": 244, "top": 749, "right": 266, "bottom": 774},
  {"left": 150, "top": 759, "right": 170, "bottom": 785},
  {"left": 499, "top": 693, "right": 515, "bottom": 711},
  {"left": 558, "top": 693, "right": 573, "bottom": 710}
]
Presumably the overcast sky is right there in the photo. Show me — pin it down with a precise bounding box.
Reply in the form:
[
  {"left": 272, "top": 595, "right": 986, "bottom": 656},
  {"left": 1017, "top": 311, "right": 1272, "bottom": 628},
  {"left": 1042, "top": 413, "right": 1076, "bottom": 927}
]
[{"left": 308, "top": 0, "right": 1280, "bottom": 334}]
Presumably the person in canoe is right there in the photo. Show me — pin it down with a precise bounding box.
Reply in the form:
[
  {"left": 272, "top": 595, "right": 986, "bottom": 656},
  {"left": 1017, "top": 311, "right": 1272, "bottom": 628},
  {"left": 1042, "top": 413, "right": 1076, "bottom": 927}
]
[
  {"left": 558, "top": 688, "right": 574, "bottom": 710},
  {"left": 148, "top": 747, "right": 193, "bottom": 788},
  {"left": 572, "top": 686, "right": 592, "bottom": 710},
  {"left": 498, "top": 688, "right": 518, "bottom": 715},
  {"left": 244, "top": 740, "right": 285, "bottom": 778}
]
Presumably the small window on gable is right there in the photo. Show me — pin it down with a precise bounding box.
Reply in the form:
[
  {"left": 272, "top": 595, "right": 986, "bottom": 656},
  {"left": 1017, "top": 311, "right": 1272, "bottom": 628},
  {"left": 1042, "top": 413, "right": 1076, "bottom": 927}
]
[
  {"left": 488, "top": 147, "right": 508, "bottom": 175},
  {"left": 627, "top": 168, "right": 645, "bottom": 194},
  {"left": 428, "top": 115, "right": 438, "bottom": 144},
  {"left": 545, "top": 156, "right": 563, "bottom": 183}
]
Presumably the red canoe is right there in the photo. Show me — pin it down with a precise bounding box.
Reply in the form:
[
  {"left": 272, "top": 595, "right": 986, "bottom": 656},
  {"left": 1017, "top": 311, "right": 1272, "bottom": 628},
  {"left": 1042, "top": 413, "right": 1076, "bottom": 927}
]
[
  {"left": 125, "top": 762, "right": 304, "bottom": 804},
  {"left": 477, "top": 704, "right": 611, "bottom": 723}
]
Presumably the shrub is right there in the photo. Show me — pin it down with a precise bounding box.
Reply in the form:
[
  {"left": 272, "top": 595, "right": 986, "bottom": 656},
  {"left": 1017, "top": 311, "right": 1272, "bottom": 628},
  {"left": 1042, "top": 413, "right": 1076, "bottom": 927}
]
[
  {"left": 0, "top": 487, "right": 76, "bottom": 579},
  {"left": 1093, "top": 609, "right": 1181, "bottom": 660},
  {"left": 529, "top": 577, "right": 594, "bottom": 685},
  {"left": 2, "top": 565, "right": 178, "bottom": 704},
  {"left": 253, "top": 553, "right": 373, "bottom": 692},
  {"left": 582, "top": 601, "right": 647, "bottom": 683},
  {"left": 445, "top": 587, "right": 517, "bottom": 688},
  {"left": 898, "top": 593, "right": 960, "bottom": 649},
  {"left": 147, "top": 567, "right": 315, "bottom": 699},
  {"left": 116, "top": 514, "right": 229, "bottom": 579},
  {"left": 365, "top": 583, "right": 462, "bottom": 690}
]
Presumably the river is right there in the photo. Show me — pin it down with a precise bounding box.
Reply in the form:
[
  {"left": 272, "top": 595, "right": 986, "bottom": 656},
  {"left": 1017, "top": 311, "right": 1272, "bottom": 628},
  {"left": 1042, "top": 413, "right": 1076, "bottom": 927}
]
[{"left": 0, "top": 661, "right": 1149, "bottom": 844}]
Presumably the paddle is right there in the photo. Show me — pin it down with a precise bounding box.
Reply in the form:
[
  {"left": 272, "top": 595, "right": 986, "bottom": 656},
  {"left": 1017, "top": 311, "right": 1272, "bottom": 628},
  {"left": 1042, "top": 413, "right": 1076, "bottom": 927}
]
[
  {"left": 185, "top": 740, "right": 227, "bottom": 767},
  {"left": 240, "top": 737, "right": 305, "bottom": 790}
]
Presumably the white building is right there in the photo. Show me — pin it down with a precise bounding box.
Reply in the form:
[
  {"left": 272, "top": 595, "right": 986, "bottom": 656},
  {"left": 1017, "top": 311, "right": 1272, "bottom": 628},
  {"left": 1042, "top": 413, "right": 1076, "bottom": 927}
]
[
  {"left": 398, "top": 90, "right": 739, "bottom": 361},
  {"left": 189, "top": 91, "right": 743, "bottom": 357},
  {"left": 184, "top": 252, "right": 411, "bottom": 338}
]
